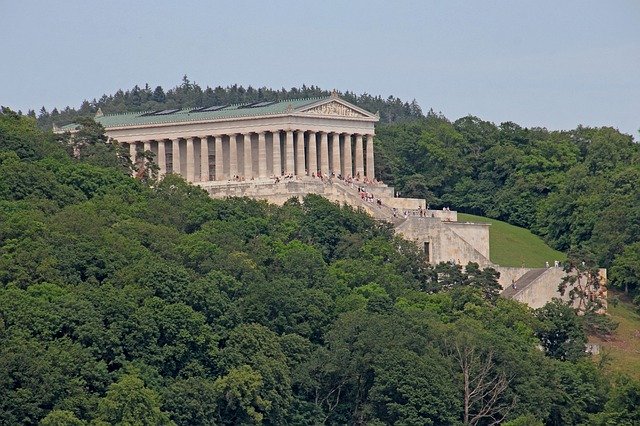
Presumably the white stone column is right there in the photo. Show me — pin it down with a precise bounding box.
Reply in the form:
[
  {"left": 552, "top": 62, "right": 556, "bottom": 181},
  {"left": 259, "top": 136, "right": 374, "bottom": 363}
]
[
  {"left": 308, "top": 132, "right": 317, "bottom": 176},
  {"left": 157, "top": 140, "right": 167, "bottom": 176},
  {"left": 258, "top": 132, "right": 267, "bottom": 178},
  {"left": 243, "top": 133, "right": 253, "bottom": 179},
  {"left": 331, "top": 133, "right": 341, "bottom": 177},
  {"left": 129, "top": 142, "right": 137, "bottom": 166},
  {"left": 343, "top": 133, "right": 352, "bottom": 178},
  {"left": 229, "top": 134, "right": 238, "bottom": 178},
  {"left": 285, "top": 130, "right": 295, "bottom": 175},
  {"left": 319, "top": 132, "right": 329, "bottom": 176},
  {"left": 172, "top": 139, "right": 181, "bottom": 175},
  {"left": 144, "top": 141, "right": 153, "bottom": 175},
  {"left": 355, "top": 134, "right": 364, "bottom": 178},
  {"left": 142, "top": 141, "right": 152, "bottom": 176},
  {"left": 214, "top": 135, "right": 224, "bottom": 181},
  {"left": 200, "top": 136, "right": 209, "bottom": 181},
  {"left": 186, "top": 137, "right": 195, "bottom": 182},
  {"left": 272, "top": 130, "right": 282, "bottom": 176},
  {"left": 366, "top": 134, "right": 375, "bottom": 179},
  {"left": 295, "top": 130, "right": 306, "bottom": 176}
]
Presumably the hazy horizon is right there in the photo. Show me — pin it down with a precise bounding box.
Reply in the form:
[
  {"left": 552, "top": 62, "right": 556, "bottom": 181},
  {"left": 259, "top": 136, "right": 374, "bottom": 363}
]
[{"left": 2, "top": 1, "right": 638, "bottom": 138}]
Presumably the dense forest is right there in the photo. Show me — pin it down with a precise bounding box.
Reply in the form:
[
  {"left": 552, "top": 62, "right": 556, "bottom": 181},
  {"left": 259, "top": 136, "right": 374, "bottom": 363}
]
[
  {"left": 1, "top": 103, "right": 640, "bottom": 424},
  {"left": 31, "top": 76, "right": 423, "bottom": 130}
]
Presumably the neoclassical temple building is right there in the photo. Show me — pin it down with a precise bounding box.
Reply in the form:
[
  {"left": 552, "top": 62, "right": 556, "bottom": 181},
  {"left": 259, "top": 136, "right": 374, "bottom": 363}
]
[{"left": 65, "top": 93, "right": 378, "bottom": 182}]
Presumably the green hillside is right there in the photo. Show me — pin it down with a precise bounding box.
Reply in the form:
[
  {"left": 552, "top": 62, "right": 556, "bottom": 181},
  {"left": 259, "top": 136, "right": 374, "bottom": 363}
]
[
  {"left": 458, "top": 213, "right": 566, "bottom": 268},
  {"left": 591, "top": 293, "right": 640, "bottom": 380}
]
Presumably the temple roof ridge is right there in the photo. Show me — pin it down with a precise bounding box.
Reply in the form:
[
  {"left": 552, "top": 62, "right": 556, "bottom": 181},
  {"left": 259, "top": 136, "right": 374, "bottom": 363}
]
[
  {"left": 284, "top": 94, "right": 330, "bottom": 103},
  {"left": 60, "top": 94, "right": 376, "bottom": 130}
]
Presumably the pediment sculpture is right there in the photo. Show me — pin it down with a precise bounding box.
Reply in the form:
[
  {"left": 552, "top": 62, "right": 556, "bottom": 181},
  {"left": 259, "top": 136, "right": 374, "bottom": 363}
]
[{"left": 303, "top": 101, "right": 368, "bottom": 118}]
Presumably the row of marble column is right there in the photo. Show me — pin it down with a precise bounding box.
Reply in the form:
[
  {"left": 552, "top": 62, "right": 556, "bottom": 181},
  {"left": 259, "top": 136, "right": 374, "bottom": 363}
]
[{"left": 128, "top": 130, "right": 375, "bottom": 182}]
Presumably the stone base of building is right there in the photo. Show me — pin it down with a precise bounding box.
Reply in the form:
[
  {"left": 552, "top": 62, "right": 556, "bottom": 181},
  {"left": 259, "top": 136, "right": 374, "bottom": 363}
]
[{"left": 197, "top": 177, "right": 426, "bottom": 220}]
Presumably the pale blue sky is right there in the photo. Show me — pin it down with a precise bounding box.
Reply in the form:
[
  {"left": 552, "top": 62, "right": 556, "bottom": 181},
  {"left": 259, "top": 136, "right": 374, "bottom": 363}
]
[{"left": 1, "top": 1, "right": 638, "bottom": 138}]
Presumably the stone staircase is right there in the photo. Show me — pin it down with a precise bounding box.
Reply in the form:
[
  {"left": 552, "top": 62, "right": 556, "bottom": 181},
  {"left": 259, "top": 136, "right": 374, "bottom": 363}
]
[
  {"left": 329, "top": 180, "right": 397, "bottom": 220},
  {"left": 501, "top": 268, "right": 547, "bottom": 298}
]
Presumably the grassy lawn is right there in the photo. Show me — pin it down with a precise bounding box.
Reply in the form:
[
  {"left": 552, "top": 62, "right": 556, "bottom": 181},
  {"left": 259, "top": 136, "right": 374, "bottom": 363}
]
[
  {"left": 457, "top": 212, "right": 566, "bottom": 268},
  {"left": 591, "top": 293, "right": 640, "bottom": 380}
]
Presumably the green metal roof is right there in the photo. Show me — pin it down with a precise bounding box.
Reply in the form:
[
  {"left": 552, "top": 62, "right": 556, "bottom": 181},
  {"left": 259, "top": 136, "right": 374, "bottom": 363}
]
[
  {"left": 59, "top": 123, "right": 81, "bottom": 131},
  {"left": 61, "top": 97, "right": 331, "bottom": 130}
]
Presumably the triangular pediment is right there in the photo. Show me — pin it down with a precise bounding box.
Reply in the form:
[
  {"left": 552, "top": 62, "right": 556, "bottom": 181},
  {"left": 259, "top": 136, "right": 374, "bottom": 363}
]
[{"left": 297, "top": 97, "right": 377, "bottom": 119}]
